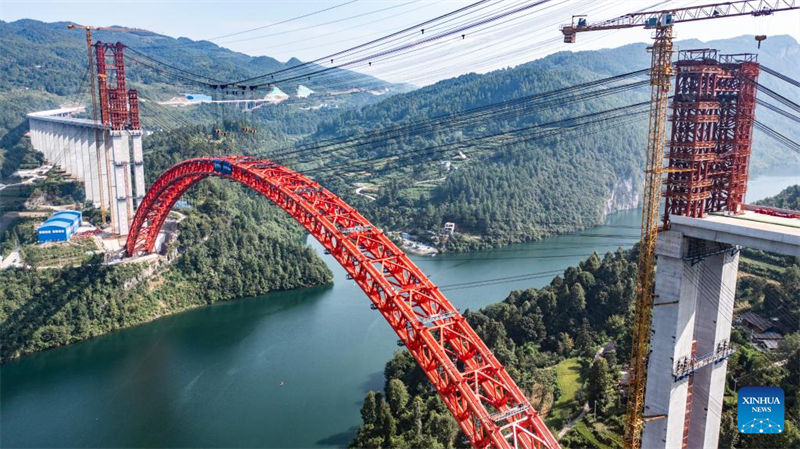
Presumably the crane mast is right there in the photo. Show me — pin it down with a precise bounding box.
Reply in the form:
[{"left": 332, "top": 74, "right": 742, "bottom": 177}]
[
  {"left": 559, "top": 2, "right": 799, "bottom": 448},
  {"left": 68, "top": 24, "right": 108, "bottom": 227},
  {"left": 68, "top": 24, "right": 148, "bottom": 235}
]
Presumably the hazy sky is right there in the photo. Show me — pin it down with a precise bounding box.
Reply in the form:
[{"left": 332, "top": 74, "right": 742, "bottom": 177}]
[{"left": 3, "top": 0, "right": 800, "bottom": 85}]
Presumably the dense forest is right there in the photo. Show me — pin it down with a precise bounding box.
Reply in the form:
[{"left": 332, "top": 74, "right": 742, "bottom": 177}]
[
  {"left": 0, "top": 18, "right": 405, "bottom": 180},
  {"left": 3, "top": 20, "right": 800, "bottom": 364},
  {"left": 350, "top": 248, "right": 800, "bottom": 448},
  {"left": 758, "top": 184, "right": 800, "bottom": 210},
  {"left": 299, "top": 36, "right": 800, "bottom": 249},
  {"left": 0, "top": 127, "right": 333, "bottom": 362},
  {"left": 3, "top": 21, "right": 799, "bottom": 249},
  {"left": 349, "top": 184, "right": 800, "bottom": 449}
]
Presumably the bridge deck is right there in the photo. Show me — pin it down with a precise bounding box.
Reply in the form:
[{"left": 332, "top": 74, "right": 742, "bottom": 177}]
[{"left": 670, "top": 211, "right": 800, "bottom": 257}]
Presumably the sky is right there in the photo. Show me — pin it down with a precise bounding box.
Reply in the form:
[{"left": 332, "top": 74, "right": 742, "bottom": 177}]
[{"left": 3, "top": 0, "right": 800, "bottom": 85}]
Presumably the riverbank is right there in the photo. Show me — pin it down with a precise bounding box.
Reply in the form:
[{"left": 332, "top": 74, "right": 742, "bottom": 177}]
[
  {"left": 1, "top": 209, "right": 644, "bottom": 448},
  {"left": 2, "top": 176, "right": 796, "bottom": 447}
]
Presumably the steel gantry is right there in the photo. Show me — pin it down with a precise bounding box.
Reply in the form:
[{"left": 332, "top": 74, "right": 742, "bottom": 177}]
[{"left": 126, "top": 156, "right": 559, "bottom": 449}]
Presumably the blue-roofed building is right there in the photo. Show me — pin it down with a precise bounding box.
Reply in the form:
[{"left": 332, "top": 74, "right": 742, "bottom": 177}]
[
  {"left": 37, "top": 210, "right": 82, "bottom": 243},
  {"left": 51, "top": 210, "right": 82, "bottom": 226},
  {"left": 184, "top": 93, "right": 212, "bottom": 102}
]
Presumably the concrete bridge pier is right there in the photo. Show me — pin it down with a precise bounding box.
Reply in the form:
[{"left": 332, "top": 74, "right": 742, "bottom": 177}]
[
  {"left": 110, "top": 131, "right": 133, "bottom": 233},
  {"left": 687, "top": 249, "right": 738, "bottom": 449},
  {"left": 642, "top": 230, "right": 700, "bottom": 449},
  {"left": 28, "top": 108, "right": 146, "bottom": 235},
  {"left": 642, "top": 213, "right": 800, "bottom": 449},
  {"left": 131, "top": 133, "right": 145, "bottom": 207}
]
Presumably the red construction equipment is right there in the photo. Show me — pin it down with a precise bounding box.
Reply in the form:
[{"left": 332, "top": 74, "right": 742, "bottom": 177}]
[
  {"left": 752, "top": 207, "right": 800, "bottom": 219},
  {"left": 663, "top": 50, "right": 760, "bottom": 222},
  {"left": 126, "top": 156, "right": 560, "bottom": 449},
  {"left": 560, "top": 3, "right": 799, "bottom": 447},
  {"left": 95, "top": 41, "right": 141, "bottom": 131}
]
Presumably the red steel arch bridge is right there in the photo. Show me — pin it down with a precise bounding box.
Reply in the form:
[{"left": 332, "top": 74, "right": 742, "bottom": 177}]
[{"left": 126, "top": 156, "right": 559, "bottom": 449}]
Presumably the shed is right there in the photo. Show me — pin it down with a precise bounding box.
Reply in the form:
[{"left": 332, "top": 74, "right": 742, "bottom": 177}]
[
  {"left": 37, "top": 210, "right": 81, "bottom": 243},
  {"left": 738, "top": 311, "right": 779, "bottom": 333},
  {"left": 37, "top": 220, "right": 72, "bottom": 243},
  {"left": 51, "top": 210, "right": 82, "bottom": 226}
]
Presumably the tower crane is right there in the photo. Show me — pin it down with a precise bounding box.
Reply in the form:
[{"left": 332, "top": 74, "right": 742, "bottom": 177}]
[
  {"left": 67, "top": 24, "right": 148, "bottom": 232},
  {"left": 560, "top": 2, "right": 799, "bottom": 448}
]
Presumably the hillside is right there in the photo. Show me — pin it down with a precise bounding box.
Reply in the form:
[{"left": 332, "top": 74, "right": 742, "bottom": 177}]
[
  {"left": 758, "top": 184, "right": 800, "bottom": 210},
  {"left": 2, "top": 24, "right": 799, "bottom": 249},
  {"left": 349, "top": 245, "right": 800, "bottom": 448},
  {"left": 306, "top": 35, "right": 800, "bottom": 249},
  {"left": 0, "top": 19, "right": 400, "bottom": 98},
  {"left": 0, "top": 19, "right": 406, "bottom": 177}
]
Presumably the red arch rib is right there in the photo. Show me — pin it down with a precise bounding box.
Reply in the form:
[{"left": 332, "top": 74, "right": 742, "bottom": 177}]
[{"left": 126, "top": 156, "right": 559, "bottom": 449}]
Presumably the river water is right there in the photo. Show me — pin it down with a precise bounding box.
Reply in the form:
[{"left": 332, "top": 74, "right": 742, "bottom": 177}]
[{"left": 1, "top": 176, "right": 796, "bottom": 448}]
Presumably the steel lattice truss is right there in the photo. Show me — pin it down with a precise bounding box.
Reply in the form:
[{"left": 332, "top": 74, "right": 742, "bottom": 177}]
[{"left": 126, "top": 156, "right": 559, "bottom": 449}]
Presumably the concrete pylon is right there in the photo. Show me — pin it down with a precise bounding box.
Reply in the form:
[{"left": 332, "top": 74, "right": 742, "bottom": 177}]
[
  {"left": 110, "top": 131, "right": 131, "bottom": 234},
  {"left": 72, "top": 126, "right": 82, "bottom": 180},
  {"left": 60, "top": 123, "right": 68, "bottom": 173},
  {"left": 78, "top": 127, "right": 87, "bottom": 183},
  {"left": 80, "top": 128, "right": 91, "bottom": 201},
  {"left": 49, "top": 123, "right": 57, "bottom": 166},
  {"left": 57, "top": 123, "right": 65, "bottom": 170},
  {"left": 86, "top": 128, "right": 101, "bottom": 206},
  {"left": 51, "top": 123, "right": 58, "bottom": 164},
  {"left": 687, "top": 250, "right": 738, "bottom": 448},
  {"left": 131, "top": 132, "right": 145, "bottom": 207},
  {"left": 64, "top": 124, "right": 72, "bottom": 174},
  {"left": 642, "top": 230, "right": 740, "bottom": 449},
  {"left": 642, "top": 230, "right": 698, "bottom": 448}
]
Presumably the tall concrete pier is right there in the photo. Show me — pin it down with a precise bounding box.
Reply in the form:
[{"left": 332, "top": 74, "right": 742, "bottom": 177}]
[
  {"left": 642, "top": 212, "right": 800, "bottom": 448},
  {"left": 27, "top": 108, "right": 145, "bottom": 235}
]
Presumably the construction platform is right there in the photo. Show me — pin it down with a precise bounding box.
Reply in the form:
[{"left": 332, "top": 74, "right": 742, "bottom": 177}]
[{"left": 670, "top": 211, "right": 800, "bottom": 257}]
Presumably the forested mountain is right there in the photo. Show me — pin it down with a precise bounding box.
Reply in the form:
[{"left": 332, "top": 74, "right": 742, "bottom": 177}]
[
  {"left": 0, "top": 19, "right": 401, "bottom": 97},
  {"left": 304, "top": 35, "right": 800, "bottom": 249},
  {"left": 5, "top": 25, "right": 799, "bottom": 249},
  {"left": 0, "top": 18, "right": 408, "bottom": 177},
  {"left": 0, "top": 126, "right": 333, "bottom": 362},
  {"left": 758, "top": 184, "right": 800, "bottom": 210},
  {"left": 349, "top": 244, "right": 800, "bottom": 448}
]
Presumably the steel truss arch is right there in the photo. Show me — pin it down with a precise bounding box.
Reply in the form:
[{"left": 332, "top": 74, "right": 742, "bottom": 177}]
[{"left": 126, "top": 156, "right": 559, "bottom": 449}]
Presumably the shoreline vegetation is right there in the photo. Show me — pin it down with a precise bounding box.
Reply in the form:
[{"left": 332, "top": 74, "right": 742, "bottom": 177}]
[{"left": 348, "top": 185, "right": 800, "bottom": 449}]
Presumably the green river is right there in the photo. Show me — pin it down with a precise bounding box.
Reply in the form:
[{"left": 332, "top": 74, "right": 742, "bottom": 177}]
[{"left": 1, "top": 175, "right": 796, "bottom": 447}]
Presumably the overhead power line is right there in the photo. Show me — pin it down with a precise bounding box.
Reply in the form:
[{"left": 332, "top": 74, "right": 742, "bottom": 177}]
[
  {"left": 205, "top": 0, "right": 360, "bottom": 41},
  {"left": 761, "top": 65, "right": 800, "bottom": 89},
  {"left": 755, "top": 119, "right": 800, "bottom": 154},
  {"left": 218, "top": 1, "right": 424, "bottom": 45}
]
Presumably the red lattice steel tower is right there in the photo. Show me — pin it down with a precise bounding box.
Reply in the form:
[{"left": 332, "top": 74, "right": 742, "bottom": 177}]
[
  {"left": 663, "top": 50, "right": 759, "bottom": 223},
  {"left": 94, "top": 41, "right": 141, "bottom": 130},
  {"left": 721, "top": 54, "right": 759, "bottom": 214},
  {"left": 663, "top": 49, "right": 726, "bottom": 220}
]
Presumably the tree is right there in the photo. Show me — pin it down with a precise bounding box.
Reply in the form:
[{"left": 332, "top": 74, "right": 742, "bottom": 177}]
[
  {"left": 361, "top": 391, "right": 380, "bottom": 426},
  {"left": 557, "top": 332, "right": 574, "bottom": 356},
  {"left": 586, "top": 357, "right": 615, "bottom": 415},
  {"left": 377, "top": 400, "right": 396, "bottom": 446},
  {"left": 386, "top": 378, "right": 410, "bottom": 416}
]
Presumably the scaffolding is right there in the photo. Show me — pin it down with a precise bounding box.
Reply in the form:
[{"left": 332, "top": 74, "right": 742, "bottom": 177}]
[{"left": 663, "top": 50, "right": 760, "bottom": 223}]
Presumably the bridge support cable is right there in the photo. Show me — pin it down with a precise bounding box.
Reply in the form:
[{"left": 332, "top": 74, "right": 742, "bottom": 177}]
[{"left": 126, "top": 156, "right": 560, "bottom": 449}]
